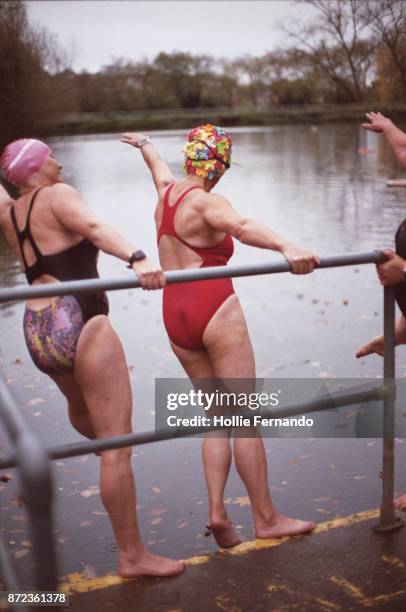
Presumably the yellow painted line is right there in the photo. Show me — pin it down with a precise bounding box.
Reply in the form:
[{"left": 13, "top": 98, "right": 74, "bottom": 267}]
[
  {"left": 60, "top": 508, "right": 381, "bottom": 596},
  {"left": 382, "top": 554, "right": 405, "bottom": 569},
  {"left": 330, "top": 575, "right": 405, "bottom": 606}
]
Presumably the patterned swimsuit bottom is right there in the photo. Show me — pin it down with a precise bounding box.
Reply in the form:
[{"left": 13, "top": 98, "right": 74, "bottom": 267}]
[{"left": 24, "top": 295, "right": 84, "bottom": 375}]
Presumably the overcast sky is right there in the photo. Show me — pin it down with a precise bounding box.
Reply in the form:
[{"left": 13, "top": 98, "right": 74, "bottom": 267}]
[{"left": 26, "top": 1, "right": 316, "bottom": 73}]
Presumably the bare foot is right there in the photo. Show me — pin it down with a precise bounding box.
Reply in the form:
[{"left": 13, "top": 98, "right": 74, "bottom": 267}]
[
  {"left": 394, "top": 494, "right": 406, "bottom": 511},
  {"left": 205, "top": 519, "right": 242, "bottom": 549},
  {"left": 255, "top": 513, "right": 316, "bottom": 539},
  {"left": 119, "top": 550, "right": 185, "bottom": 579},
  {"left": 356, "top": 335, "right": 384, "bottom": 358}
]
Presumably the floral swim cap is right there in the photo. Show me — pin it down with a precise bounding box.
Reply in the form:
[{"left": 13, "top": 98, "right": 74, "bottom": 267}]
[{"left": 184, "top": 125, "right": 232, "bottom": 180}]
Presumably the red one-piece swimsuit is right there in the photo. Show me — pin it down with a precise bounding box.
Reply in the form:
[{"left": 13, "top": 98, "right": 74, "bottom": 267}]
[{"left": 158, "top": 182, "right": 234, "bottom": 350}]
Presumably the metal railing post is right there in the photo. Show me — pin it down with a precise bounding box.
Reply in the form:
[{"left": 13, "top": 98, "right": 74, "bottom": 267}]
[
  {"left": 375, "top": 286, "right": 403, "bottom": 531},
  {"left": 0, "top": 378, "right": 57, "bottom": 590}
]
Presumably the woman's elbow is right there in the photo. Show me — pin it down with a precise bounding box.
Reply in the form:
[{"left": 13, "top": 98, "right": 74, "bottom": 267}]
[
  {"left": 234, "top": 218, "right": 251, "bottom": 243},
  {"left": 85, "top": 220, "right": 103, "bottom": 243}
]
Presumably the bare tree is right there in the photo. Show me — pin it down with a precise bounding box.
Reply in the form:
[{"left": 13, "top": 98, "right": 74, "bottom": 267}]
[
  {"left": 282, "top": 0, "right": 377, "bottom": 102},
  {"left": 361, "top": 0, "right": 406, "bottom": 98}
]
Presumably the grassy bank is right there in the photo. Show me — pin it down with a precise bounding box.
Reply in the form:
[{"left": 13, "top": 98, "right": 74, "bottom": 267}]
[{"left": 36, "top": 103, "right": 406, "bottom": 137}]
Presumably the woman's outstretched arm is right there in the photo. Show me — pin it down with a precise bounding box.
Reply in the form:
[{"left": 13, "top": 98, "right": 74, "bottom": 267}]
[
  {"left": 363, "top": 112, "right": 406, "bottom": 168},
  {"left": 201, "top": 193, "right": 320, "bottom": 274},
  {"left": 121, "top": 132, "right": 174, "bottom": 194}
]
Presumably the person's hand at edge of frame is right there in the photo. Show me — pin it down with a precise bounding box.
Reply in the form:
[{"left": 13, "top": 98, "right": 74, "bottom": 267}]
[
  {"left": 376, "top": 248, "right": 406, "bottom": 286},
  {"left": 362, "top": 112, "right": 393, "bottom": 134}
]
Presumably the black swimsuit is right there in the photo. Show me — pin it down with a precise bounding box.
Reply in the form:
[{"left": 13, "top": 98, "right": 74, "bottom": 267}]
[
  {"left": 10, "top": 188, "right": 109, "bottom": 375},
  {"left": 10, "top": 188, "right": 109, "bottom": 321}
]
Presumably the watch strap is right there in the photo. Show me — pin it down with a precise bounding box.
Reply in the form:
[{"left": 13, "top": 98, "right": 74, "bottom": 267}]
[{"left": 127, "top": 250, "right": 147, "bottom": 268}]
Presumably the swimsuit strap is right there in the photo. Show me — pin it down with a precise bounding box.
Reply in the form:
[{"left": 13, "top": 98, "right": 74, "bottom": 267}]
[
  {"left": 165, "top": 184, "right": 202, "bottom": 235},
  {"left": 10, "top": 188, "right": 43, "bottom": 268},
  {"left": 159, "top": 182, "right": 202, "bottom": 241}
]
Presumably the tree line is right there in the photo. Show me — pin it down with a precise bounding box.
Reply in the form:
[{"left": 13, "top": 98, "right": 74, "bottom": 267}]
[{"left": 1, "top": 0, "right": 405, "bottom": 146}]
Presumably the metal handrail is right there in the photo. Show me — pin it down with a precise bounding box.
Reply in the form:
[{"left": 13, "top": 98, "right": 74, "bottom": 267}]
[
  {"left": 0, "top": 385, "right": 389, "bottom": 469},
  {"left": 0, "top": 251, "right": 386, "bottom": 304},
  {"left": 0, "top": 248, "right": 401, "bottom": 597}
]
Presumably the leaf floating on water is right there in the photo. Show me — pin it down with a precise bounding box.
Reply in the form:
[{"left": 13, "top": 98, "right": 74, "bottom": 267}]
[
  {"left": 150, "top": 517, "right": 163, "bottom": 526},
  {"left": 152, "top": 486, "right": 160, "bottom": 494},
  {"left": 80, "top": 486, "right": 100, "bottom": 498},
  {"left": 14, "top": 549, "right": 29, "bottom": 559},
  {"left": 150, "top": 508, "right": 168, "bottom": 517},
  {"left": 11, "top": 515, "right": 27, "bottom": 523}
]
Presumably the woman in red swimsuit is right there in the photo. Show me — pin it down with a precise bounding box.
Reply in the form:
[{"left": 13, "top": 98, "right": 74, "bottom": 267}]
[{"left": 122, "top": 125, "right": 320, "bottom": 547}]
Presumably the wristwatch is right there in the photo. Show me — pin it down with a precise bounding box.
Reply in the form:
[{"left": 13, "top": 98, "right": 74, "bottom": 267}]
[
  {"left": 127, "top": 250, "right": 147, "bottom": 268},
  {"left": 136, "top": 136, "right": 151, "bottom": 148}
]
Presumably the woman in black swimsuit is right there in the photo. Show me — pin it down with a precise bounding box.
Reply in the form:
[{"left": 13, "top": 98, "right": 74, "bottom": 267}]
[{"left": 0, "top": 138, "right": 184, "bottom": 578}]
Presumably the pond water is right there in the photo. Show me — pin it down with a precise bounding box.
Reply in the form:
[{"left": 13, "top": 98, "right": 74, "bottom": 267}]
[{"left": 1, "top": 124, "right": 406, "bottom": 580}]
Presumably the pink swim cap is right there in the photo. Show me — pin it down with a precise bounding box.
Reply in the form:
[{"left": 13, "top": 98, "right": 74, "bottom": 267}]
[{"left": 0, "top": 139, "right": 50, "bottom": 186}]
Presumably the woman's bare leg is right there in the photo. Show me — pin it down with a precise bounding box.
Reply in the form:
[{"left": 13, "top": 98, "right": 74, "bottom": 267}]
[
  {"left": 203, "top": 295, "right": 315, "bottom": 538},
  {"left": 70, "top": 315, "right": 184, "bottom": 577},
  {"left": 50, "top": 373, "right": 96, "bottom": 439},
  {"left": 170, "top": 341, "right": 240, "bottom": 548}
]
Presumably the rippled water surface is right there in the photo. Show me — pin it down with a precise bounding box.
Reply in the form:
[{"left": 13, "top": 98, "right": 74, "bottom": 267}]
[{"left": 1, "top": 124, "right": 406, "bottom": 579}]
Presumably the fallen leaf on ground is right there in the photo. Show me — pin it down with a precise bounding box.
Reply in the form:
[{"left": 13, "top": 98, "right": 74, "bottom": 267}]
[
  {"left": 231, "top": 496, "right": 251, "bottom": 507},
  {"left": 150, "top": 508, "right": 168, "bottom": 517},
  {"left": 80, "top": 486, "right": 100, "bottom": 498},
  {"left": 26, "top": 398, "right": 44, "bottom": 406}
]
